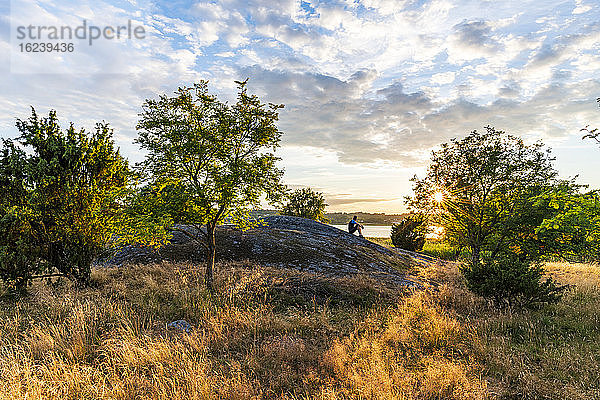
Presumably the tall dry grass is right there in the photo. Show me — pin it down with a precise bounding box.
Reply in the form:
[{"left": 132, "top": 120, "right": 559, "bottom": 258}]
[
  {"left": 321, "top": 292, "right": 487, "bottom": 399},
  {"left": 0, "top": 260, "right": 598, "bottom": 399},
  {"left": 431, "top": 261, "right": 600, "bottom": 400}
]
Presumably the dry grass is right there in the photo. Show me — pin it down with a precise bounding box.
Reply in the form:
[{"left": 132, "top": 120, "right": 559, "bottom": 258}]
[
  {"left": 365, "top": 237, "right": 393, "bottom": 248},
  {"left": 431, "top": 261, "right": 600, "bottom": 400},
  {"left": 321, "top": 292, "right": 487, "bottom": 399},
  {"left": 0, "top": 260, "right": 598, "bottom": 399},
  {"left": 544, "top": 261, "right": 600, "bottom": 287}
]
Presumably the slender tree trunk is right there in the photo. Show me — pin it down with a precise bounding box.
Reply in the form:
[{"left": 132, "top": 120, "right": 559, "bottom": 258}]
[
  {"left": 205, "top": 224, "right": 216, "bottom": 291},
  {"left": 453, "top": 247, "right": 463, "bottom": 261},
  {"left": 471, "top": 245, "right": 480, "bottom": 266}
]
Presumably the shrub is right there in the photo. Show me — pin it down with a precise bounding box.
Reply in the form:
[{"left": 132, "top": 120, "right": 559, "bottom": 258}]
[
  {"left": 391, "top": 213, "right": 427, "bottom": 251},
  {"left": 0, "top": 109, "right": 145, "bottom": 290},
  {"left": 461, "top": 254, "right": 566, "bottom": 308},
  {"left": 0, "top": 212, "right": 46, "bottom": 292}
]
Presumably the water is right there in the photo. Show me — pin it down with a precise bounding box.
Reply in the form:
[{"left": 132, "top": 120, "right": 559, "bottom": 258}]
[{"left": 330, "top": 224, "right": 392, "bottom": 238}]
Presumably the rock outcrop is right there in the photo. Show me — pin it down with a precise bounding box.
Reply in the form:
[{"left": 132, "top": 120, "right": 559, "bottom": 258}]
[{"left": 100, "top": 216, "right": 420, "bottom": 287}]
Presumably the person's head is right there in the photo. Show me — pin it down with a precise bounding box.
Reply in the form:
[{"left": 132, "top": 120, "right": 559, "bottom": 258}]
[{"left": 353, "top": 215, "right": 357, "bottom": 220}]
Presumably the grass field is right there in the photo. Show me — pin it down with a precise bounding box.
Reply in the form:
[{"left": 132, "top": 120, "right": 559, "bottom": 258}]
[{"left": 0, "top": 260, "right": 598, "bottom": 399}]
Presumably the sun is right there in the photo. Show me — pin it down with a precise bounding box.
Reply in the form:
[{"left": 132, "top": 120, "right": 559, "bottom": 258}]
[{"left": 433, "top": 191, "right": 444, "bottom": 203}]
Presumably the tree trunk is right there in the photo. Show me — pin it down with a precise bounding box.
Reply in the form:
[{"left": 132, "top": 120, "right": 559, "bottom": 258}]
[
  {"left": 471, "top": 245, "right": 480, "bottom": 266},
  {"left": 205, "top": 225, "right": 216, "bottom": 291},
  {"left": 453, "top": 247, "right": 463, "bottom": 261}
]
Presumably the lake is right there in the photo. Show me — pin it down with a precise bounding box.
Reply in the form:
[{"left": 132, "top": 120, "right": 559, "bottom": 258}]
[{"left": 330, "top": 224, "right": 392, "bottom": 238}]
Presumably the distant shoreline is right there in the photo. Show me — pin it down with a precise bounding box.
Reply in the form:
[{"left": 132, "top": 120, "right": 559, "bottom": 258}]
[
  {"left": 329, "top": 224, "right": 392, "bottom": 238},
  {"left": 251, "top": 210, "right": 407, "bottom": 225}
]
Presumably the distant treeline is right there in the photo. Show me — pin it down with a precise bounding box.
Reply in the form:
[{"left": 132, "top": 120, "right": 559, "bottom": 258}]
[{"left": 251, "top": 210, "right": 407, "bottom": 225}]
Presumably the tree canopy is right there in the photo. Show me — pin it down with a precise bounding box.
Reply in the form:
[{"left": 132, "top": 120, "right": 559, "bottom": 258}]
[
  {"left": 280, "top": 187, "right": 329, "bottom": 222},
  {"left": 407, "top": 126, "right": 566, "bottom": 307},
  {"left": 407, "top": 126, "right": 558, "bottom": 265},
  {"left": 536, "top": 188, "right": 600, "bottom": 262},
  {"left": 581, "top": 97, "right": 600, "bottom": 145},
  {"left": 0, "top": 109, "right": 155, "bottom": 289},
  {"left": 135, "top": 80, "right": 286, "bottom": 290}
]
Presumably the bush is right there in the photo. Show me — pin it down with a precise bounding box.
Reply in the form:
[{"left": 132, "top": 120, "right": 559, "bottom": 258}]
[
  {"left": 0, "top": 212, "right": 46, "bottom": 292},
  {"left": 0, "top": 109, "right": 138, "bottom": 290},
  {"left": 391, "top": 214, "right": 427, "bottom": 251},
  {"left": 461, "top": 254, "right": 566, "bottom": 308}
]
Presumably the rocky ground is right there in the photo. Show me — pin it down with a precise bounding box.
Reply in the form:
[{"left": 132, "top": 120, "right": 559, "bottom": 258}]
[{"left": 100, "top": 215, "right": 422, "bottom": 288}]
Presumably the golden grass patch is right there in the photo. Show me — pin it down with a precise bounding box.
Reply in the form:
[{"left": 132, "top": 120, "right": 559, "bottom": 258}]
[{"left": 0, "top": 260, "right": 598, "bottom": 399}]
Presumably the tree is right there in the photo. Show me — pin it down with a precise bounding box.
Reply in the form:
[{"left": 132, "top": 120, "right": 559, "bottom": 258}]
[
  {"left": 135, "top": 80, "right": 286, "bottom": 290},
  {"left": 407, "top": 126, "right": 558, "bottom": 266},
  {"left": 280, "top": 187, "right": 329, "bottom": 222},
  {"left": 536, "top": 188, "right": 600, "bottom": 262},
  {"left": 407, "top": 126, "right": 565, "bottom": 307},
  {"left": 390, "top": 213, "right": 427, "bottom": 251},
  {"left": 581, "top": 97, "right": 600, "bottom": 145},
  {"left": 0, "top": 109, "right": 153, "bottom": 290}
]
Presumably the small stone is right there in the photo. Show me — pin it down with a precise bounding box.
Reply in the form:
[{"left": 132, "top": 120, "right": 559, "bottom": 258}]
[{"left": 167, "top": 319, "right": 192, "bottom": 333}]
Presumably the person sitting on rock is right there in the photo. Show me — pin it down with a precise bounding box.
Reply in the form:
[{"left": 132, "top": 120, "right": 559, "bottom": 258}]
[{"left": 348, "top": 215, "right": 364, "bottom": 238}]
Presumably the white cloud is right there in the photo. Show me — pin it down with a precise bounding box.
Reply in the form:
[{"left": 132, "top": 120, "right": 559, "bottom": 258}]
[
  {"left": 573, "top": 0, "right": 592, "bottom": 15},
  {"left": 431, "top": 71, "right": 456, "bottom": 85},
  {"left": 2, "top": 0, "right": 600, "bottom": 210}
]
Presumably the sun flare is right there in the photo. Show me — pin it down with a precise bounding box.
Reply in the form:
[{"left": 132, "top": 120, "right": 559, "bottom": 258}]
[{"left": 433, "top": 191, "right": 444, "bottom": 203}]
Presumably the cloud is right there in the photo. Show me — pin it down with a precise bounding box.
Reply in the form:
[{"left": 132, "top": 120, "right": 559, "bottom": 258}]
[
  {"left": 446, "top": 19, "right": 503, "bottom": 64},
  {"left": 2, "top": 0, "right": 600, "bottom": 210},
  {"left": 326, "top": 196, "right": 390, "bottom": 206},
  {"left": 234, "top": 66, "right": 439, "bottom": 164},
  {"left": 573, "top": 0, "right": 592, "bottom": 15},
  {"left": 234, "top": 62, "right": 600, "bottom": 167},
  {"left": 431, "top": 71, "right": 456, "bottom": 85}
]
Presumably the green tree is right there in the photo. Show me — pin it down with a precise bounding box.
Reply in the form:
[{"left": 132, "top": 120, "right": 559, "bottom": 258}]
[
  {"left": 536, "top": 189, "right": 600, "bottom": 262},
  {"left": 390, "top": 213, "right": 427, "bottom": 251},
  {"left": 407, "top": 126, "right": 558, "bottom": 265},
  {"left": 135, "top": 80, "right": 286, "bottom": 290},
  {"left": 280, "top": 187, "right": 329, "bottom": 222},
  {"left": 581, "top": 97, "right": 600, "bottom": 145},
  {"left": 0, "top": 109, "right": 155, "bottom": 290},
  {"left": 407, "top": 126, "right": 565, "bottom": 307}
]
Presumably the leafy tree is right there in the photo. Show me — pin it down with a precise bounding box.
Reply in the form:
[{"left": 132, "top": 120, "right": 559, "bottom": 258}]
[
  {"left": 390, "top": 213, "right": 427, "bottom": 251},
  {"left": 536, "top": 189, "right": 600, "bottom": 262},
  {"left": 0, "top": 109, "right": 154, "bottom": 290},
  {"left": 280, "top": 187, "right": 329, "bottom": 222},
  {"left": 407, "top": 126, "right": 565, "bottom": 307},
  {"left": 407, "top": 126, "right": 558, "bottom": 265},
  {"left": 135, "top": 80, "right": 286, "bottom": 290},
  {"left": 581, "top": 97, "right": 600, "bottom": 145}
]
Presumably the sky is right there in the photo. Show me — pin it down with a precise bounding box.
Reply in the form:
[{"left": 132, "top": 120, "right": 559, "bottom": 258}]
[{"left": 1, "top": 0, "right": 599, "bottom": 213}]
